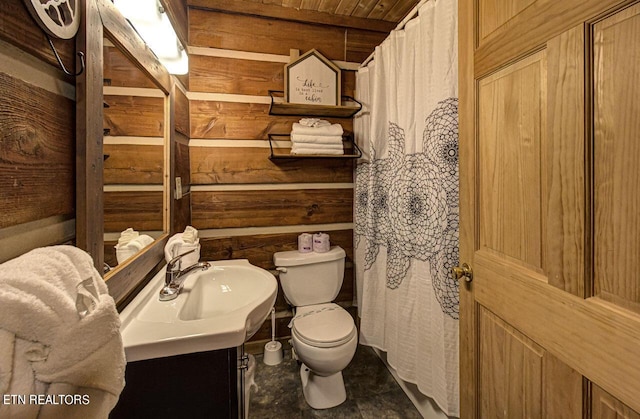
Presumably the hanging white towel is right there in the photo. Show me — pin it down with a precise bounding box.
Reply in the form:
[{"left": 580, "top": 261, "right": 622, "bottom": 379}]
[{"left": 0, "top": 245, "right": 125, "bottom": 418}]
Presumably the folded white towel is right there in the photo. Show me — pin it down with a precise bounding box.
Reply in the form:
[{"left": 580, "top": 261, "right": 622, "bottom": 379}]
[
  {"left": 115, "top": 234, "right": 154, "bottom": 264},
  {"left": 291, "top": 134, "right": 344, "bottom": 145},
  {"left": 292, "top": 143, "right": 344, "bottom": 151},
  {"left": 299, "top": 118, "right": 331, "bottom": 127},
  {"left": 0, "top": 245, "right": 125, "bottom": 418},
  {"left": 291, "top": 147, "right": 344, "bottom": 155},
  {"left": 164, "top": 226, "right": 201, "bottom": 267},
  {"left": 291, "top": 122, "right": 343, "bottom": 137}
]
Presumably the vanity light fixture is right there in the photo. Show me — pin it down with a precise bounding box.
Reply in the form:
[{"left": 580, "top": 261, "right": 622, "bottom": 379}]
[{"left": 113, "top": 0, "right": 188, "bottom": 75}]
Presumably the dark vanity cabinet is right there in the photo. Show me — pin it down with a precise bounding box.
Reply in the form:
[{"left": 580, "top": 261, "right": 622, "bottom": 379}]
[{"left": 110, "top": 346, "right": 244, "bottom": 419}]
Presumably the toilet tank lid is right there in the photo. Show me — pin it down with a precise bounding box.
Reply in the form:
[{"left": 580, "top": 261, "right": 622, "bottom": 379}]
[{"left": 274, "top": 246, "right": 345, "bottom": 267}]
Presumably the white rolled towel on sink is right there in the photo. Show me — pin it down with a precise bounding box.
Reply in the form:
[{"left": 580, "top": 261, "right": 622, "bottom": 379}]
[{"left": 165, "top": 226, "right": 201, "bottom": 267}]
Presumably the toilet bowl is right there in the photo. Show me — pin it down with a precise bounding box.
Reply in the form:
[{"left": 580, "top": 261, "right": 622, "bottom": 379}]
[
  {"left": 290, "top": 303, "right": 357, "bottom": 409},
  {"left": 273, "top": 246, "right": 357, "bottom": 409}
]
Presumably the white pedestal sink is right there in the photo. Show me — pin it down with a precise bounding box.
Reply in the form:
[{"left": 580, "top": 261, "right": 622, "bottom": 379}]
[{"left": 119, "top": 259, "right": 277, "bottom": 362}]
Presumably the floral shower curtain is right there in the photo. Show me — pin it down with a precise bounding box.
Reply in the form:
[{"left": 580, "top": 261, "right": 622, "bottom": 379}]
[{"left": 353, "top": 0, "right": 459, "bottom": 415}]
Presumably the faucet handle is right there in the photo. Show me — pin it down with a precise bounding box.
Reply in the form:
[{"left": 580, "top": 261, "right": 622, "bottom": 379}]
[{"left": 167, "top": 248, "right": 197, "bottom": 271}]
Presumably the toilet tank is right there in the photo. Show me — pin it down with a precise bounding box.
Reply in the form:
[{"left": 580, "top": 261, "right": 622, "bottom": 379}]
[{"left": 273, "top": 246, "right": 346, "bottom": 307}]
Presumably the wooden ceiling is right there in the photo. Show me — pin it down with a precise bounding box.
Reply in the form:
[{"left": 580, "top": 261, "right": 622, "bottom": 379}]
[
  {"left": 187, "top": 0, "right": 420, "bottom": 32},
  {"left": 245, "top": 0, "right": 420, "bottom": 23}
]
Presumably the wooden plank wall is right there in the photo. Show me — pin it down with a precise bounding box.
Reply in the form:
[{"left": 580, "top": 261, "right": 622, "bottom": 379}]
[
  {"left": 187, "top": 7, "right": 385, "bottom": 350},
  {"left": 0, "top": 0, "right": 76, "bottom": 263},
  {"left": 103, "top": 44, "right": 165, "bottom": 267}
]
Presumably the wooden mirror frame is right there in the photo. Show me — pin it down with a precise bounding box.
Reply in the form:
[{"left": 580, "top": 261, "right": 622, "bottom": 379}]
[{"left": 76, "top": 0, "right": 175, "bottom": 307}]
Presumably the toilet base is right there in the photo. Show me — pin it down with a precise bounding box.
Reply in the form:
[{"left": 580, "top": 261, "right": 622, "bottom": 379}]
[{"left": 299, "top": 363, "right": 347, "bottom": 409}]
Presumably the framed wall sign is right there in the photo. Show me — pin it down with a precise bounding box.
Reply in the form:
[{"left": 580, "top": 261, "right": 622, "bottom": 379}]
[{"left": 285, "top": 49, "right": 341, "bottom": 106}]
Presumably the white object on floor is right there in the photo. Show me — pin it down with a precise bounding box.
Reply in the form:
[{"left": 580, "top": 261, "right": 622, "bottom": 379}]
[
  {"left": 263, "top": 341, "right": 283, "bottom": 366},
  {"left": 263, "top": 308, "right": 283, "bottom": 365}
]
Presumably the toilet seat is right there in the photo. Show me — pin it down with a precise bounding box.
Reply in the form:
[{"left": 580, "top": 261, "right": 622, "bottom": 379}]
[{"left": 292, "top": 303, "right": 356, "bottom": 348}]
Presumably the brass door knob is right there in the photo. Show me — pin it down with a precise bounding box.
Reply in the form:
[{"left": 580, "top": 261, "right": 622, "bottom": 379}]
[{"left": 451, "top": 263, "right": 473, "bottom": 283}]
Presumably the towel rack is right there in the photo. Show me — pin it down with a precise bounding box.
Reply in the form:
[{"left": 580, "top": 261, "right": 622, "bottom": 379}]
[{"left": 267, "top": 134, "right": 362, "bottom": 160}]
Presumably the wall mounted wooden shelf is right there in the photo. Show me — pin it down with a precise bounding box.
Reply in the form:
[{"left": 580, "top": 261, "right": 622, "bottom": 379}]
[
  {"left": 268, "top": 90, "right": 362, "bottom": 118},
  {"left": 268, "top": 134, "right": 362, "bottom": 160}
]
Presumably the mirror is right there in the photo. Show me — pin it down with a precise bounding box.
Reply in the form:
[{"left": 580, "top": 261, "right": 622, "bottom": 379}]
[
  {"left": 77, "top": 0, "right": 174, "bottom": 307},
  {"left": 102, "top": 37, "right": 166, "bottom": 272}
]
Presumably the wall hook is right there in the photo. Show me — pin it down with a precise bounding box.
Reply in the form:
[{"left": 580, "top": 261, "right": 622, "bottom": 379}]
[{"left": 47, "top": 35, "right": 85, "bottom": 77}]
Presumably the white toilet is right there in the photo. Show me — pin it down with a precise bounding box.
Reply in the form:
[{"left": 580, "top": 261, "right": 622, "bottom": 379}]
[{"left": 273, "top": 246, "right": 357, "bottom": 409}]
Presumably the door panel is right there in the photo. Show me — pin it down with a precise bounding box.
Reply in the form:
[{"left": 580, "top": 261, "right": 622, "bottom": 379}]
[
  {"left": 478, "top": 51, "right": 546, "bottom": 272},
  {"left": 594, "top": 3, "right": 640, "bottom": 312},
  {"left": 545, "top": 25, "right": 586, "bottom": 297},
  {"left": 593, "top": 385, "right": 640, "bottom": 419},
  {"left": 480, "top": 308, "right": 544, "bottom": 418},
  {"left": 479, "top": 308, "right": 582, "bottom": 419},
  {"left": 460, "top": 0, "right": 640, "bottom": 417}
]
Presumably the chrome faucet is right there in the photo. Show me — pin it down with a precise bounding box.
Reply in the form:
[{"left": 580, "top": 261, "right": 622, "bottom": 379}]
[{"left": 159, "top": 248, "right": 211, "bottom": 301}]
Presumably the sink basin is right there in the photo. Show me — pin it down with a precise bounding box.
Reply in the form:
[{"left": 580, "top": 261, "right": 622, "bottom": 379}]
[{"left": 119, "top": 259, "right": 277, "bottom": 362}]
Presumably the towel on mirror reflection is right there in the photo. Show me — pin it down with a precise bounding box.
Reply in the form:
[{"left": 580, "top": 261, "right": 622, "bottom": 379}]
[
  {"left": 115, "top": 227, "right": 138, "bottom": 247},
  {"left": 115, "top": 233, "right": 154, "bottom": 265},
  {"left": 291, "top": 122, "right": 343, "bottom": 137},
  {"left": 290, "top": 134, "right": 344, "bottom": 145},
  {"left": 164, "top": 226, "right": 201, "bottom": 266},
  {"left": 0, "top": 245, "right": 125, "bottom": 419}
]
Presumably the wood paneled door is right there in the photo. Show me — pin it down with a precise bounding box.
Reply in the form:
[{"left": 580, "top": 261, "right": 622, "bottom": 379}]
[{"left": 459, "top": 0, "right": 640, "bottom": 417}]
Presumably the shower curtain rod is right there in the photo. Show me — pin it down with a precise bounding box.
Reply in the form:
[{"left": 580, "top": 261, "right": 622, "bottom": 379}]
[{"left": 359, "top": 0, "right": 432, "bottom": 68}]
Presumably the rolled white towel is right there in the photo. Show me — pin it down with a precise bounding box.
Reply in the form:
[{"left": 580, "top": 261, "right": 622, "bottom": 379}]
[
  {"left": 291, "top": 122, "right": 343, "bottom": 136},
  {"left": 291, "top": 134, "right": 344, "bottom": 145},
  {"left": 164, "top": 226, "right": 201, "bottom": 266},
  {"left": 116, "top": 228, "right": 138, "bottom": 247},
  {"left": 182, "top": 225, "right": 199, "bottom": 244}
]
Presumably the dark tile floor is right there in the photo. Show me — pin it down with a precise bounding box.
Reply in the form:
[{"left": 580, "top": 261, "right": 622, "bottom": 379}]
[{"left": 248, "top": 344, "right": 422, "bottom": 418}]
